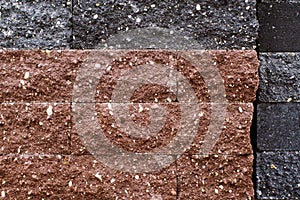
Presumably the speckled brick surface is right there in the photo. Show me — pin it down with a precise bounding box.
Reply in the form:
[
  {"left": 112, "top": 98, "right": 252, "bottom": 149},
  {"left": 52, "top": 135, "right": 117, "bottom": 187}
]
[
  {"left": 256, "top": 152, "right": 300, "bottom": 199},
  {"left": 0, "top": 155, "right": 177, "bottom": 199},
  {"left": 258, "top": 53, "right": 300, "bottom": 103},
  {"left": 257, "top": 103, "right": 300, "bottom": 151},
  {"left": 0, "top": 0, "right": 72, "bottom": 49},
  {"left": 72, "top": 0, "right": 258, "bottom": 49},
  {"left": 0, "top": 103, "right": 71, "bottom": 155},
  {"left": 258, "top": 1, "right": 300, "bottom": 52}
]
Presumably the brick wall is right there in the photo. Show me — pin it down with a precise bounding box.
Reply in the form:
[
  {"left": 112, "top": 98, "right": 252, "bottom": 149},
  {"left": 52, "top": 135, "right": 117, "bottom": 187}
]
[{"left": 0, "top": 0, "right": 298, "bottom": 199}]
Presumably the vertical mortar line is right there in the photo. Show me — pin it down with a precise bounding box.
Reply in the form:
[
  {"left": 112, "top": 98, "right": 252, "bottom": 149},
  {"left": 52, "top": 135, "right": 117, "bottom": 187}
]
[{"left": 252, "top": 0, "right": 262, "bottom": 198}]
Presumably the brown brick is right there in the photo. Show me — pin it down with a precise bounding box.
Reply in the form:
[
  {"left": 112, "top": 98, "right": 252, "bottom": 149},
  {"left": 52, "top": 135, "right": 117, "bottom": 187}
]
[
  {"left": 0, "top": 155, "right": 177, "bottom": 199},
  {"left": 1, "top": 50, "right": 258, "bottom": 103},
  {"left": 0, "top": 103, "right": 71, "bottom": 154},
  {"left": 71, "top": 103, "right": 253, "bottom": 156},
  {"left": 177, "top": 154, "right": 254, "bottom": 199}
]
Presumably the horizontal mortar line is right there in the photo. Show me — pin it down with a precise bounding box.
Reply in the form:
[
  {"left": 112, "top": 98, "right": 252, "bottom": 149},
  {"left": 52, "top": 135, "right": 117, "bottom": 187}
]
[
  {"left": 0, "top": 153, "right": 253, "bottom": 157},
  {"left": 0, "top": 102, "right": 252, "bottom": 104}
]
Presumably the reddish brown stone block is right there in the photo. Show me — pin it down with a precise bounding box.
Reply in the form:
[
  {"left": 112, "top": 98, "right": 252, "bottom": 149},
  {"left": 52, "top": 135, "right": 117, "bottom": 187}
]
[
  {"left": 71, "top": 103, "right": 253, "bottom": 156},
  {"left": 1, "top": 50, "right": 258, "bottom": 103},
  {"left": 0, "top": 155, "right": 177, "bottom": 199},
  {"left": 0, "top": 103, "right": 71, "bottom": 155},
  {"left": 177, "top": 154, "right": 254, "bottom": 199},
  {"left": 0, "top": 50, "right": 86, "bottom": 103}
]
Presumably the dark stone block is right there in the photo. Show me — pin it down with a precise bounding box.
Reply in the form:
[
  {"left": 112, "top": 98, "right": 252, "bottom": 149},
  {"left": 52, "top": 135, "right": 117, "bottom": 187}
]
[
  {"left": 72, "top": 0, "right": 258, "bottom": 49},
  {"left": 258, "top": 53, "right": 300, "bottom": 102},
  {"left": 258, "top": 1, "right": 300, "bottom": 52},
  {"left": 0, "top": 0, "right": 72, "bottom": 49},
  {"left": 256, "top": 151, "right": 300, "bottom": 199},
  {"left": 257, "top": 103, "right": 300, "bottom": 151}
]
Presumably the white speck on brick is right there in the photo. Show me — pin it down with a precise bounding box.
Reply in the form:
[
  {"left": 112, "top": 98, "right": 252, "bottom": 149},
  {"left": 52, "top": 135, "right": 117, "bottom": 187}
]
[
  {"left": 95, "top": 173, "right": 102, "bottom": 181},
  {"left": 93, "top": 14, "right": 98, "bottom": 19},
  {"left": 47, "top": 105, "right": 53, "bottom": 118},
  {"left": 196, "top": 4, "right": 201, "bottom": 11},
  {"left": 24, "top": 72, "right": 30, "bottom": 79},
  {"left": 136, "top": 17, "right": 141, "bottom": 23},
  {"left": 238, "top": 107, "right": 243, "bottom": 113},
  {"left": 1, "top": 191, "right": 5, "bottom": 198},
  {"left": 68, "top": 180, "right": 72, "bottom": 187},
  {"left": 135, "top": 175, "right": 139, "bottom": 180}
]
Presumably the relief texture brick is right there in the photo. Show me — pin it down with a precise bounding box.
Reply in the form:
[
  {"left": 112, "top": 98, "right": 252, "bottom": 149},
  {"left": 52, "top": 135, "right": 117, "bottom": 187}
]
[
  {"left": 256, "top": 151, "right": 300, "bottom": 199},
  {"left": 0, "top": 103, "right": 71, "bottom": 155},
  {"left": 257, "top": 103, "right": 300, "bottom": 151},
  {"left": 0, "top": 0, "right": 72, "bottom": 49},
  {"left": 177, "top": 154, "right": 254, "bottom": 199},
  {"left": 72, "top": 0, "right": 258, "bottom": 49},
  {"left": 0, "top": 155, "right": 177, "bottom": 199},
  {"left": 258, "top": 52, "right": 300, "bottom": 102},
  {"left": 258, "top": 1, "right": 300, "bottom": 52}
]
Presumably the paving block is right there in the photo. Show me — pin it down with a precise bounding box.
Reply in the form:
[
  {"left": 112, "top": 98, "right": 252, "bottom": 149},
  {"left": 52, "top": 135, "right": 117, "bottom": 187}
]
[
  {"left": 0, "top": 155, "right": 177, "bottom": 199},
  {"left": 257, "top": 1, "right": 300, "bottom": 52},
  {"left": 258, "top": 52, "right": 300, "bottom": 102},
  {"left": 0, "top": 0, "right": 72, "bottom": 49},
  {"left": 256, "top": 151, "right": 300, "bottom": 199},
  {"left": 177, "top": 154, "right": 254, "bottom": 199},
  {"left": 72, "top": 0, "right": 258, "bottom": 49},
  {"left": 257, "top": 103, "right": 300, "bottom": 151},
  {"left": 0, "top": 103, "right": 71, "bottom": 155}
]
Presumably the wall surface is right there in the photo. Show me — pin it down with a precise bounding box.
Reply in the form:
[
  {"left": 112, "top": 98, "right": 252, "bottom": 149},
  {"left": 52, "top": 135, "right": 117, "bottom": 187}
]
[{"left": 0, "top": 0, "right": 298, "bottom": 199}]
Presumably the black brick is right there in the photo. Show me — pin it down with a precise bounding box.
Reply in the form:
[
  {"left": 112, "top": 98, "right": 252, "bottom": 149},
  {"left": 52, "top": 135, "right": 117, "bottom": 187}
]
[
  {"left": 0, "top": 0, "right": 72, "bottom": 49},
  {"left": 258, "top": 53, "right": 300, "bottom": 102},
  {"left": 256, "top": 151, "right": 300, "bottom": 199},
  {"left": 257, "top": 103, "right": 300, "bottom": 151},
  {"left": 72, "top": 0, "right": 258, "bottom": 49},
  {"left": 258, "top": 1, "right": 300, "bottom": 52}
]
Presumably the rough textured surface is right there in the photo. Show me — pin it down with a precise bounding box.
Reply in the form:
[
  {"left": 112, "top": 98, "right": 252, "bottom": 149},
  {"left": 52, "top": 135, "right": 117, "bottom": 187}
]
[
  {"left": 72, "top": 0, "right": 258, "bottom": 49},
  {"left": 256, "top": 151, "right": 300, "bottom": 199},
  {"left": 0, "top": 103, "right": 71, "bottom": 155},
  {"left": 0, "top": 0, "right": 72, "bottom": 49},
  {"left": 0, "top": 50, "right": 84, "bottom": 102},
  {"left": 71, "top": 103, "right": 254, "bottom": 156},
  {"left": 0, "top": 50, "right": 259, "bottom": 103},
  {"left": 177, "top": 154, "right": 254, "bottom": 199},
  {"left": 0, "top": 155, "right": 177, "bottom": 199},
  {"left": 258, "top": 53, "right": 300, "bottom": 102},
  {"left": 258, "top": 1, "right": 300, "bottom": 52},
  {"left": 257, "top": 103, "right": 300, "bottom": 151}
]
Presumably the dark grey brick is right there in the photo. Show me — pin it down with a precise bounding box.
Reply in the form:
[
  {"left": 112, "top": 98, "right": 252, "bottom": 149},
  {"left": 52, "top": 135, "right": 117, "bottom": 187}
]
[
  {"left": 256, "top": 151, "right": 300, "bottom": 199},
  {"left": 259, "top": 53, "right": 300, "bottom": 102},
  {"left": 257, "top": 103, "right": 300, "bottom": 151},
  {"left": 72, "top": 0, "right": 258, "bottom": 49},
  {"left": 258, "top": 1, "right": 300, "bottom": 52},
  {"left": 0, "top": 0, "right": 72, "bottom": 49}
]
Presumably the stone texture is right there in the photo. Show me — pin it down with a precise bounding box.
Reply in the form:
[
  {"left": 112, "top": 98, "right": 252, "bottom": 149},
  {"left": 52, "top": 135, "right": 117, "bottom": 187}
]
[
  {"left": 72, "top": 0, "right": 258, "bottom": 49},
  {"left": 257, "top": 103, "right": 300, "bottom": 151},
  {"left": 71, "top": 103, "right": 254, "bottom": 156},
  {"left": 0, "top": 0, "right": 72, "bottom": 49},
  {"left": 0, "top": 50, "right": 84, "bottom": 102},
  {"left": 0, "top": 103, "right": 71, "bottom": 155},
  {"left": 258, "top": 53, "right": 300, "bottom": 102},
  {"left": 0, "top": 155, "right": 177, "bottom": 199},
  {"left": 0, "top": 50, "right": 259, "bottom": 103},
  {"left": 256, "top": 151, "right": 300, "bottom": 199},
  {"left": 177, "top": 154, "right": 254, "bottom": 199},
  {"left": 258, "top": 1, "right": 300, "bottom": 52}
]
